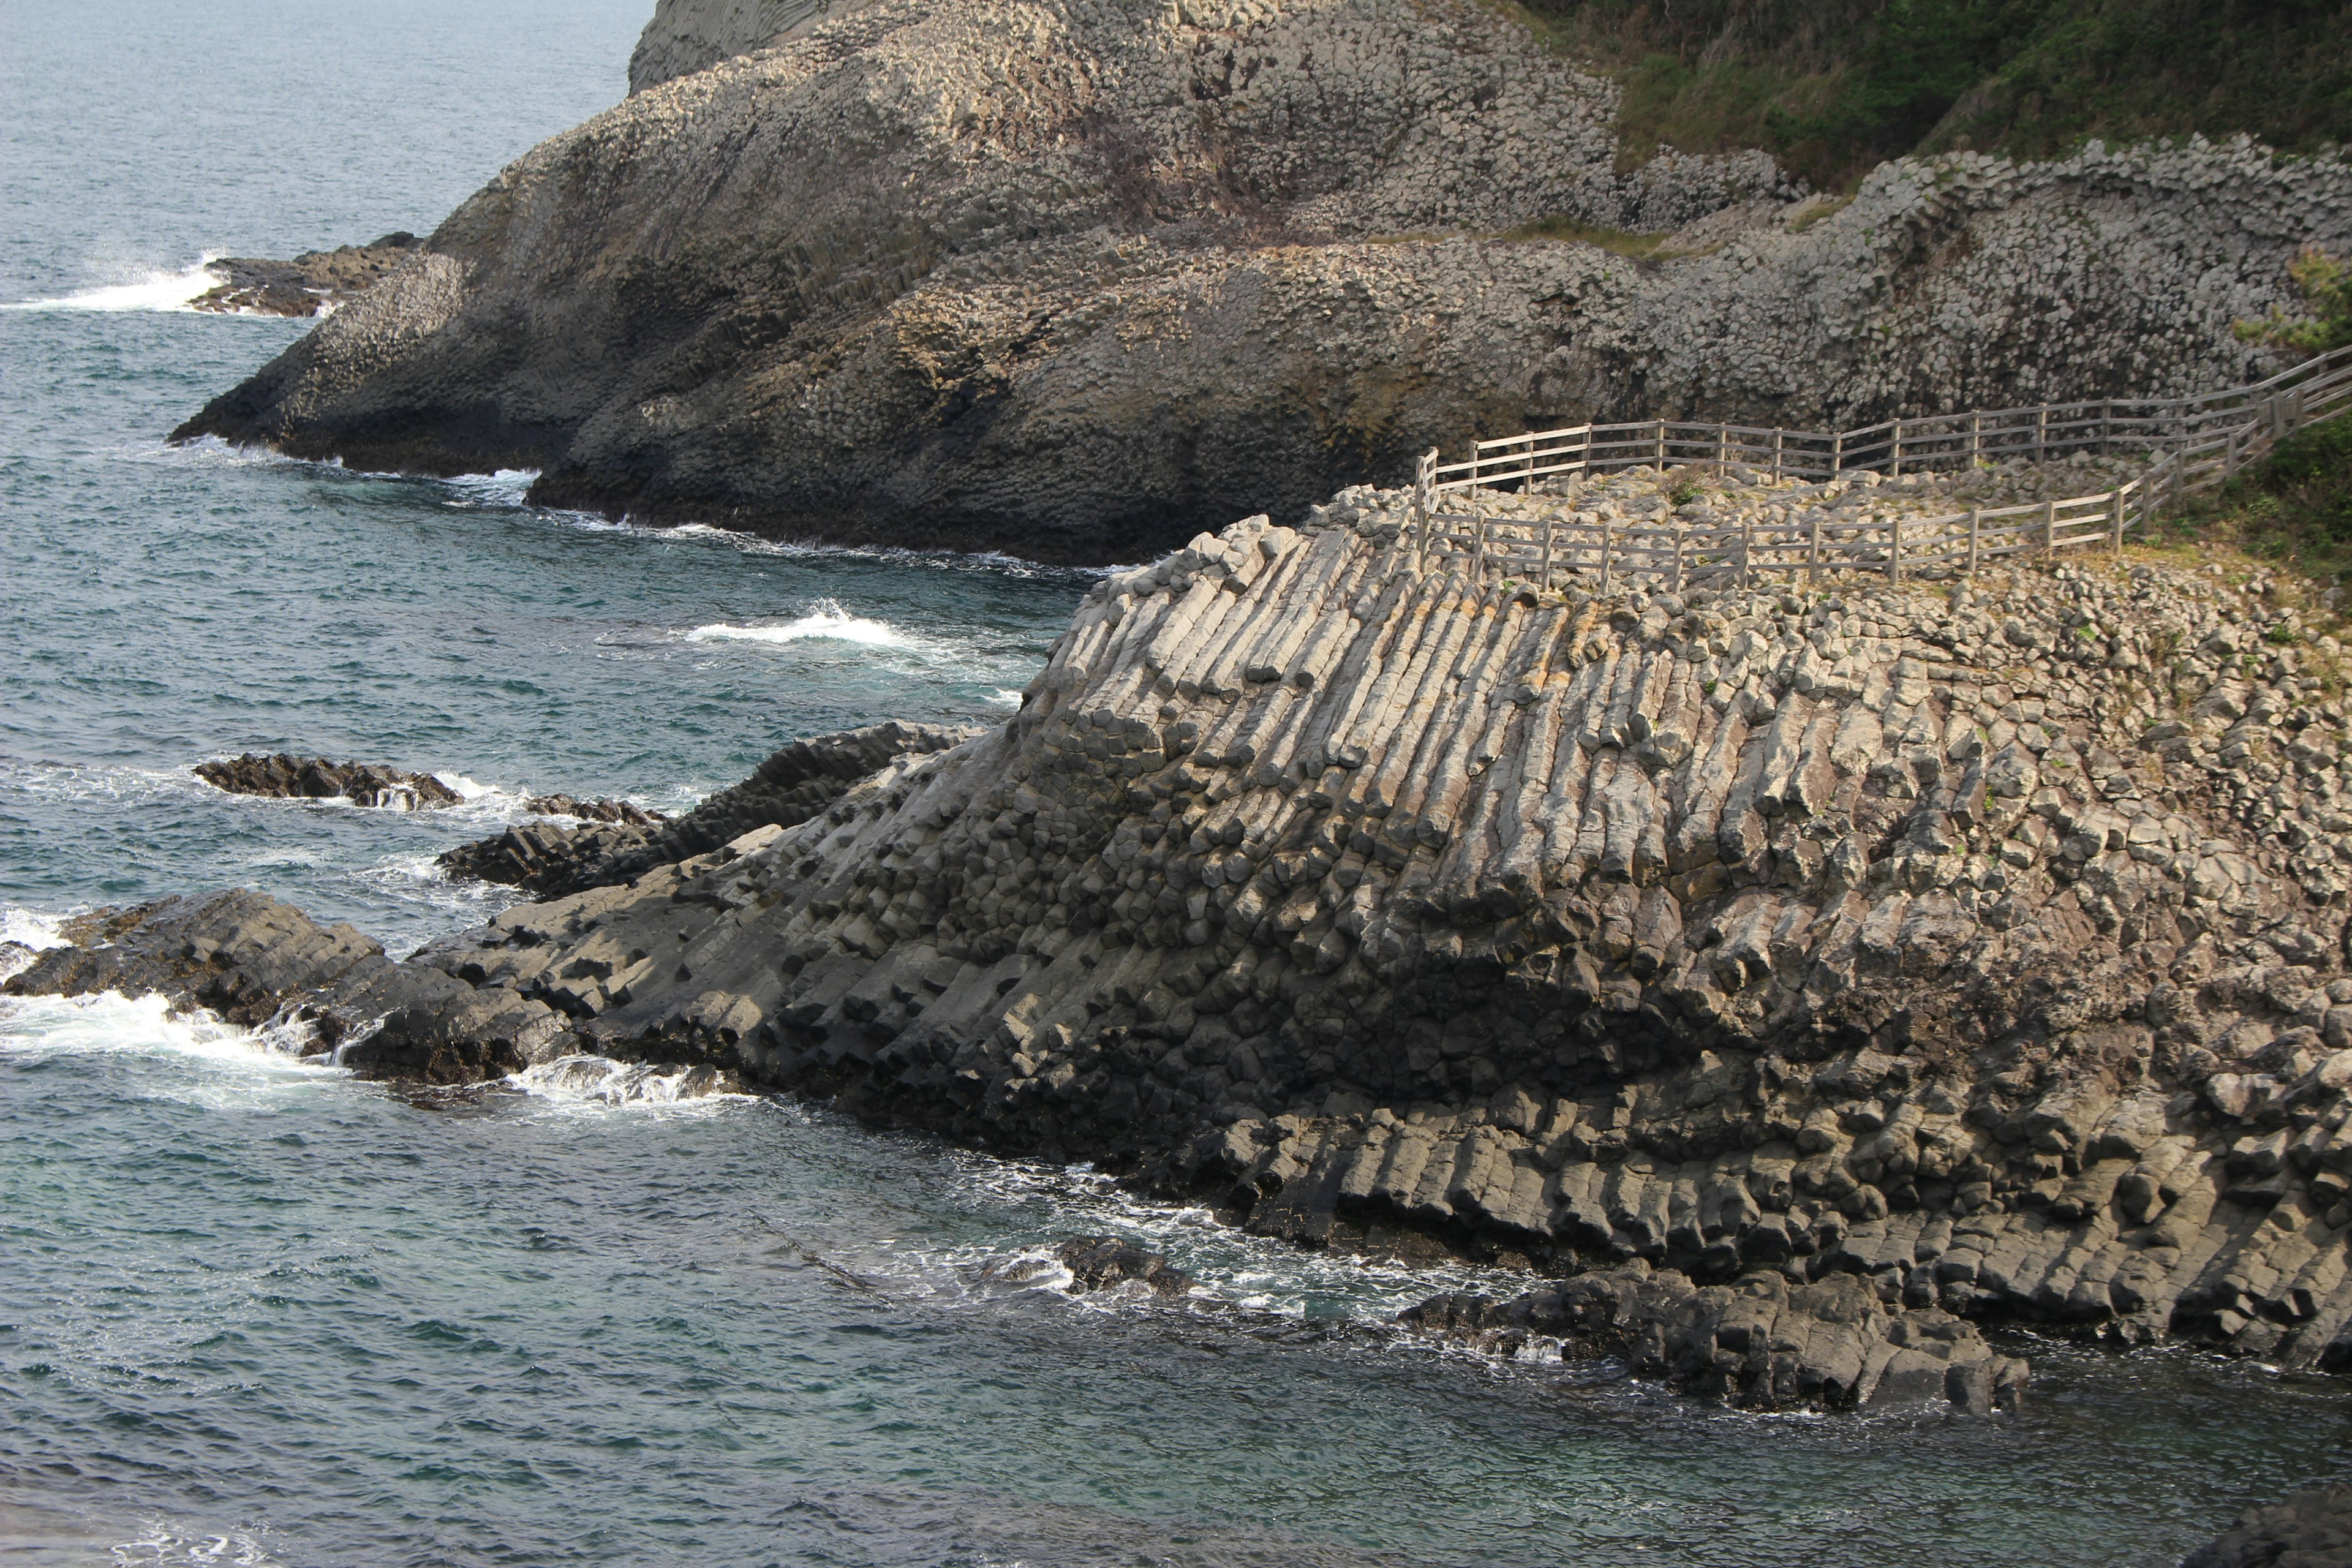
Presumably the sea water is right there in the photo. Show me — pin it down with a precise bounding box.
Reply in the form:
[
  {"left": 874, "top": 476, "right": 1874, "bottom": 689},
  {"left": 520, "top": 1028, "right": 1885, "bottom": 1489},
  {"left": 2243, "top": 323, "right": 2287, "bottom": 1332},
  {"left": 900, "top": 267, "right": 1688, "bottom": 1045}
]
[{"left": 2, "top": 4, "right": 2348, "bottom": 1564}]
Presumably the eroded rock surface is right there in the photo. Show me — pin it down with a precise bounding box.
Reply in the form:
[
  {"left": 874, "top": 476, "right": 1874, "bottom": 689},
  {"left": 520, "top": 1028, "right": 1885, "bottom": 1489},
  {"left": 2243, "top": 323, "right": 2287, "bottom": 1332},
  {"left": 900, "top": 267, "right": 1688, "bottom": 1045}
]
[
  {"left": 22, "top": 482, "right": 2352, "bottom": 1403},
  {"left": 2182, "top": 1485, "right": 2352, "bottom": 1568},
  {"left": 195, "top": 753, "right": 461, "bottom": 810},
  {"left": 1403, "top": 1265, "right": 2026, "bottom": 1412},
  {"left": 189, "top": 235, "right": 422, "bottom": 317},
  {"left": 172, "top": 0, "right": 2345, "bottom": 561},
  {"left": 434, "top": 722, "right": 973, "bottom": 897}
]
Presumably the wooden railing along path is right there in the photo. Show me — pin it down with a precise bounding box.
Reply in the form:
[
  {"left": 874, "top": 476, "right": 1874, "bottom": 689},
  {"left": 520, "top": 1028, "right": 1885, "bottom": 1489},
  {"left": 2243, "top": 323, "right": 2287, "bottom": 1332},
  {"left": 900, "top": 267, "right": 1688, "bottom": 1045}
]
[{"left": 1407, "top": 342, "right": 2352, "bottom": 592}]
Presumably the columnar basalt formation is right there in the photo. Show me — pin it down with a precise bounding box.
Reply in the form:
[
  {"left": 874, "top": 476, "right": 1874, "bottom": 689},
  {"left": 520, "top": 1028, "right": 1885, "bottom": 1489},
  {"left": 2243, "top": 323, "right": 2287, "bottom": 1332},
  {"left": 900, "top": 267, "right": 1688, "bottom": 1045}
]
[
  {"left": 435, "top": 720, "right": 975, "bottom": 898},
  {"left": 21, "top": 472, "right": 2352, "bottom": 1406},
  {"left": 195, "top": 753, "right": 462, "bottom": 810},
  {"left": 170, "top": 0, "right": 2350, "bottom": 560},
  {"left": 189, "top": 235, "right": 423, "bottom": 318}
]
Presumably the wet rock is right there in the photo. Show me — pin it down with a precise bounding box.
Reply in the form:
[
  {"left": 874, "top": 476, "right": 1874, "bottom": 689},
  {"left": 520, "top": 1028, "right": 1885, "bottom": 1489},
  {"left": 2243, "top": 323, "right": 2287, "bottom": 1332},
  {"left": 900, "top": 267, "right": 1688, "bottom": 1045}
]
[
  {"left": 2180, "top": 1485, "right": 2352, "bottom": 1567},
  {"left": 31, "top": 492, "right": 2352, "bottom": 1402},
  {"left": 189, "top": 234, "right": 421, "bottom": 317},
  {"left": 195, "top": 753, "right": 460, "bottom": 810},
  {"left": 1, "top": 891, "right": 571, "bottom": 1084},
  {"left": 434, "top": 722, "right": 974, "bottom": 898},
  {"left": 1056, "top": 1236, "right": 1194, "bottom": 1298},
  {"left": 1401, "top": 1265, "right": 2027, "bottom": 1413}
]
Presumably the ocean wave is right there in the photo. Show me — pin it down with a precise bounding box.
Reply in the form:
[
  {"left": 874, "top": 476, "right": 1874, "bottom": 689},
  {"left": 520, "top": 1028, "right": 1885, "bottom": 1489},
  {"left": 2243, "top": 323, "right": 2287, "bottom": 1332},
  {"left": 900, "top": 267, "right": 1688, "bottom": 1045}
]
[
  {"left": 687, "top": 599, "right": 916, "bottom": 649},
  {"left": 0, "top": 990, "right": 332, "bottom": 1083},
  {"left": 508, "top": 1053, "right": 749, "bottom": 1109},
  {"left": 3, "top": 260, "right": 225, "bottom": 313}
]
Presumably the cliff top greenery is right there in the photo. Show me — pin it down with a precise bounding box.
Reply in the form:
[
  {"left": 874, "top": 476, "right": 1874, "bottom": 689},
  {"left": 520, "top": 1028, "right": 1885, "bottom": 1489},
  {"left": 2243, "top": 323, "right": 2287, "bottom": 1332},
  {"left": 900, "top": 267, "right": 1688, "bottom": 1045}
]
[{"left": 1507, "top": 0, "right": 2352, "bottom": 189}]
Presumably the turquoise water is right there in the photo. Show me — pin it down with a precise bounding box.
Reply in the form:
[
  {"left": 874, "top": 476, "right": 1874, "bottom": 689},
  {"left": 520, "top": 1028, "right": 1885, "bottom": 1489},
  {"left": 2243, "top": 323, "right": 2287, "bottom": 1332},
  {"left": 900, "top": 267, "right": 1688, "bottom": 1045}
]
[{"left": 2, "top": 5, "right": 2350, "bottom": 1564}]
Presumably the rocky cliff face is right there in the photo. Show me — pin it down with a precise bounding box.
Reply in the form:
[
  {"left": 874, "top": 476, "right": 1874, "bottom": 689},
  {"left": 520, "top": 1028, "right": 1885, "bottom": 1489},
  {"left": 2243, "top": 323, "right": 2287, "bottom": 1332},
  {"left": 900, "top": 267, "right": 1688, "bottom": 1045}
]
[
  {"left": 172, "top": 0, "right": 2348, "bottom": 563},
  {"left": 19, "top": 471, "right": 2352, "bottom": 1398}
]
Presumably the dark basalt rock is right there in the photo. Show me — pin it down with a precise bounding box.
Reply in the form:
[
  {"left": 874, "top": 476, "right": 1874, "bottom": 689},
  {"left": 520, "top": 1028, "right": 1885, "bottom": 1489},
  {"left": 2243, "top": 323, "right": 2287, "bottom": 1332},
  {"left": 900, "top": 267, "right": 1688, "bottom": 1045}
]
[
  {"left": 1401, "top": 1264, "right": 2028, "bottom": 1413},
  {"left": 195, "top": 753, "right": 461, "bottom": 810},
  {"left": 434, "top": 721, "right": 976, "bottom": 899},
  {"left": 2181, "top": 1485, "right": 2352, "bottom": 1567},
  {"left": 190, "top": 234, "right": 420, "bottom": 317},
  {"left": 522, "top": 794, "right": 665, "bottom": 826},
  {"left": 1057, "top": 1236, "right": 1195, "bottom": 1297},
  {"left": 2, "top": 891, "right": 572, "bottom": 1084}
]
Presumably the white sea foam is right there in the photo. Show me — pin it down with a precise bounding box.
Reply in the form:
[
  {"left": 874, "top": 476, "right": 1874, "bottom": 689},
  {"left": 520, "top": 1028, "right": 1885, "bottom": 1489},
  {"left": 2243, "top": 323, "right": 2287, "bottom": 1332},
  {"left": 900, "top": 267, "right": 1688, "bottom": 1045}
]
[
  {"left": 1, "top": 908, "right": 70, "bottom": 953},
  {"left": 4, "top": 260, "right": 225, "bottom": 313},
  {"left": 0, "top": 990, "right": 333, "bottom": 1083},
  {"left": 989, "top": 688, "right": 1026, "bottom": 707},
  {"left": 687, "top": 599, "right": 915, "bottom": 649},
  {"left": 510, "top": 1053, "right": 748, "bottom": 1109},
  {"left": 436, "top": 469, "right": 541, "bottom": 508}
]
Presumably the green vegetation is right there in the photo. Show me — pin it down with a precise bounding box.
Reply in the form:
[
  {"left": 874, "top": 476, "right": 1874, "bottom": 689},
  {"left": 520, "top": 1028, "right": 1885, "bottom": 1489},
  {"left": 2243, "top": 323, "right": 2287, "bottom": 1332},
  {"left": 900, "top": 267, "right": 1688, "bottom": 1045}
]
[
  {"left": 2236, "top": 248, "right": 2352, "bottom": 355},
  {"left": 1498, "top": 213, "right": 1676, "bottom": 256},
  {"left": 1504, "top": 0, "right": 2352, "bottom": 189},
  {"left": 2149, "top": 416, "right": 2352, "bottom": 581}
]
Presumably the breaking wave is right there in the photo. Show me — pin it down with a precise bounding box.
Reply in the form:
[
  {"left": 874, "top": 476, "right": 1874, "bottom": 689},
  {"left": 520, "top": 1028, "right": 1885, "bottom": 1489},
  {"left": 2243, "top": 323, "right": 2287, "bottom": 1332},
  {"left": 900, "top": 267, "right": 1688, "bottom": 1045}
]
[
  {"left": 687, "top": 599, "right": 916, "bottom": 649},
  {"left": 4, "top": 260, "right": 224, "bottom": 312}
]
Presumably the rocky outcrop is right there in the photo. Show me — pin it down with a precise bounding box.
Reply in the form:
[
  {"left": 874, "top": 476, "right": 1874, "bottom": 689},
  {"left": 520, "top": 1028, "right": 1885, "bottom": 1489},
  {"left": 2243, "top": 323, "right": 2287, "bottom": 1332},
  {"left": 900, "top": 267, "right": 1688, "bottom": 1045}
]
[
  {"left": 1403, "top": 1265, "right": 2026, "bottom": 1413},
  {"left": 173, "top": 0, "right": 2345, "bottom": 562},
  {"left": 2182, "top": 1486, "right": 2352, "bottom": 1568},
  {"left": 1055, "top": 1235, "right": 1196, "bottom": 1296},
  {"left": 629, "top": 0, "right": 865, "bottom": 93},
  {"left": 195, "top": 753, "right": 461, "bottom": 809},
  {"left": 22, "top": 472, "right": 2352, "bottom": 1401},
  {"left": 434, "top": 721, "right": 974, "bottom": 897},
  {"left": 190, "top": 235, "right": 422, "bottom": 317}
]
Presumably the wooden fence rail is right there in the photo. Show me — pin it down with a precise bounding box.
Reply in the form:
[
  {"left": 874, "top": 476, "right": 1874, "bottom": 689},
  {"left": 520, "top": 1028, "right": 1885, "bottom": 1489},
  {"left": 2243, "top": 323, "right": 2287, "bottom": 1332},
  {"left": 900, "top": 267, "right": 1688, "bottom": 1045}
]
[{"left": 1407, "top": 343, "right": 2352, "bottom": 589}]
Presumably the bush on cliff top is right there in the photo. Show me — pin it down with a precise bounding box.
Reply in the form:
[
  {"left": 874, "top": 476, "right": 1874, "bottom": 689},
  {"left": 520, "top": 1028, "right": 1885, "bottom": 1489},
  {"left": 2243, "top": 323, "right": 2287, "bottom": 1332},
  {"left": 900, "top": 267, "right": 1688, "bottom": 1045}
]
[{"left": 1510, "top": 0, "right": 2352, "bottom": 188}]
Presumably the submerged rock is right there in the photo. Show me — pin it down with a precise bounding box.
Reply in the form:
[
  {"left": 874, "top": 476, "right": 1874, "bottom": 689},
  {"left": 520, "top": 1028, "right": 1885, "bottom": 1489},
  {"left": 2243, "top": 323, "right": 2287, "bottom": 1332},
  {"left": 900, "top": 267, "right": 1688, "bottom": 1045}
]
[
  {"left": 195, "top": 753, "right": 461, "bottom": 809},
  {"left": 2180, "top": 1485, "right": 2352, "bottom": 1567},
  {"left": 1057, "top": 1235, "right": 1194, "bottom": 1298},
  {"left": 1402, "top": 1265, "right": 2027, "bottom": 1413},
  {"left": 189, "top": 235, "right": 421, "bottom": 317}
]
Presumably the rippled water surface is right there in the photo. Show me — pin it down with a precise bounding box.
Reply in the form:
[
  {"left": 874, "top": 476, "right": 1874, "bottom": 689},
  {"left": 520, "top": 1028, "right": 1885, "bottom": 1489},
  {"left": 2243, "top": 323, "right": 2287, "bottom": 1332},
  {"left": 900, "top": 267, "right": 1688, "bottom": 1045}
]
[{"left": 4, "top": 4, "right": 2350, "bottom": 1564}]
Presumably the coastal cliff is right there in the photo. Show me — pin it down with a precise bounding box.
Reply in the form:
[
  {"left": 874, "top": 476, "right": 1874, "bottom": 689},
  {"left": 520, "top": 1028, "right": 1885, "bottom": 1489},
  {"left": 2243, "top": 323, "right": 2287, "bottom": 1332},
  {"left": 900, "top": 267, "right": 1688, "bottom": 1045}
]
[
  {"left": 20, "top": 464, "right": 2352, "bottom": 1406},
  {"left": 171, "top": 0, "right": 2350, "bottom": 561}
]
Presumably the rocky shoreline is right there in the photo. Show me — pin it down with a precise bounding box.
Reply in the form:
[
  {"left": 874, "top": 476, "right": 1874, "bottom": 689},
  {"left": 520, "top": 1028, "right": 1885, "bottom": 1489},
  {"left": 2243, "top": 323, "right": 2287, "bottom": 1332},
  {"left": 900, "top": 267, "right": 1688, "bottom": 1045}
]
[
  {"left": 188, "top": 235, "right": 421, "bottom": 317},
  {"left": 18, "top": 466, "right": 2352, "bottom": 1419},
  {"left": 165, "top": 0, "right": 2350, "bottom": 562}
]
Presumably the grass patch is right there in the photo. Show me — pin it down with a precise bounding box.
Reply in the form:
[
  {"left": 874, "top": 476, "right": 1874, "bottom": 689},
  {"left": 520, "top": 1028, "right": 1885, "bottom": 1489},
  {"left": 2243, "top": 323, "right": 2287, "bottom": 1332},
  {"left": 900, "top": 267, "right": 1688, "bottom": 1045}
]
[
  {"left": 1498, "top": 0, "right": 2352, "bottom": 191},
  {"left": 1499, "top": 214, "right": 1676, "bottom": 257},
  {"left": 2143, "top": 415, "right": 2352, "bottom": 583}
]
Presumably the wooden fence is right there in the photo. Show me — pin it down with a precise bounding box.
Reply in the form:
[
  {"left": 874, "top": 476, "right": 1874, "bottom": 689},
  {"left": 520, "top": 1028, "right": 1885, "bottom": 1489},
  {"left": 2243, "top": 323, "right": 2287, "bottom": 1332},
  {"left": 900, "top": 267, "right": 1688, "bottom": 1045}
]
[{"left": 1407, "top": 342, "right": 2352, "bottom": 591}]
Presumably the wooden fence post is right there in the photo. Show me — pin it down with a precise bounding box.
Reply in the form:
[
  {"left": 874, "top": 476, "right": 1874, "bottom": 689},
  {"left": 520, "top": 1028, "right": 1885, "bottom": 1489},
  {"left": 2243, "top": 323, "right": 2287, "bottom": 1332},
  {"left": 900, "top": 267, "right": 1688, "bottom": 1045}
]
[
  {"left": 1967, "top": 508, "right": 1981, "bottom": 575},
  {"left": 1600, "top": 515, "right": 1614, "bottom": 594},
  {"left": 1891, "top": 418, "right": 1904, "bottom": 477},
  {"left": 1472, "top": 514, "right": 1487, "bottom": 575},
  {"left": 1888, "top": 514, "right": 1902, "bottom": 583},
  {"left": 1656, "top": 421, "right": 1668, "bottom": 472},
  {"left": 1809, "top": 513, "right": 1822, "bottom": 587},
  {"left": 1772, "top": 429, "right": 1784, "bottom": 481},
  {"left": 1742, "top": 513, "right": 1754, "bottom": 588},
  {"left": 1540, "top": 511, "right": 1555, "bottom": 587},
  {"left": 2035, "top": 405, "right": 2048, "bottom": 462},
  {"left": 1969, "top": 412, "right": 1982, "bottom": 466},
  {"left": 1831, "top": 431, "right": 1844, "bottom": 475},
  {"left": 1672, "top": 529, "right": 1686, "bottom": 592},
  {"left": 2043, "top": 497, "right": 2057, "bottom": 555}
]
